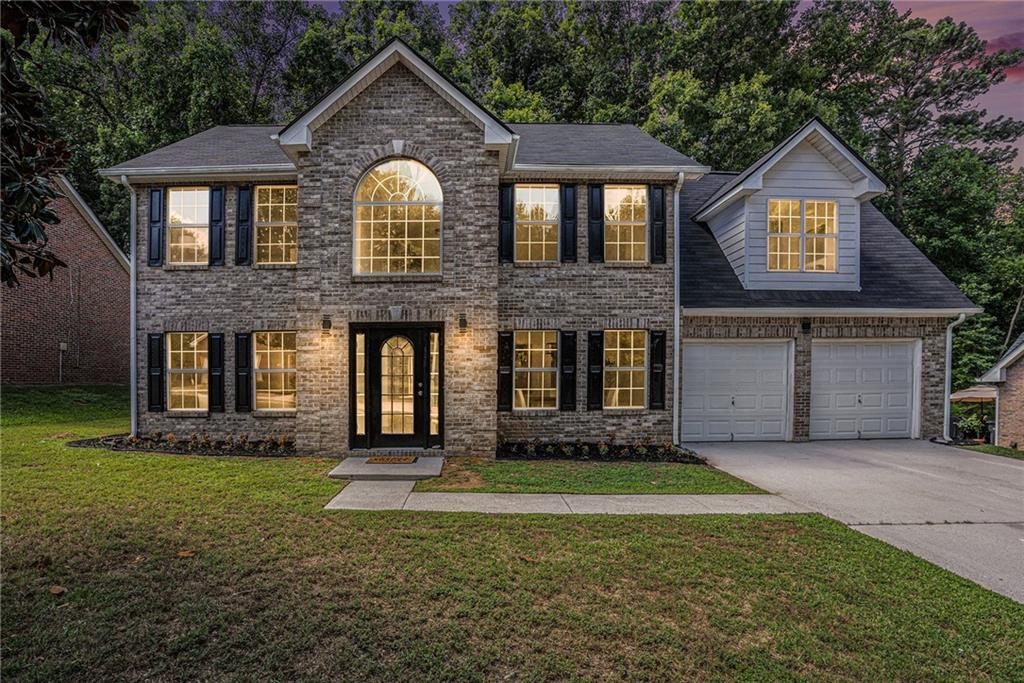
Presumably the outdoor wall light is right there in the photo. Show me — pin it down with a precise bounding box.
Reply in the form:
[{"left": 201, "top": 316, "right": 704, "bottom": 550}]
[
  {"left": 322, "top": 315, "right": 332, "bottom": 331},
  {"left": 458, "top": 313, "right": 468, "bottom": 331},
  {"left": 801, "top": 318, "right": 812, "bottom": 334}
]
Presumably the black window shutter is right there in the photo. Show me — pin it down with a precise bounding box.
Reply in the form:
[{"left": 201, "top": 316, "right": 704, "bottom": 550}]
[
  {"left": 587, "top": 184, "right": 604, "bottom": 263},
  {"left": 559, "top": 184, "right": 577, "bottom": 263},
  {"left": 586, "top": 330, "right": 604, "bottom": 410},
  {"left": 147, "top": 333, "right": 164, "bottom": 412},
  {"left": 558, "top": 330, "right": 577, "bottom": 410},
  {"left": 649, "top": 330, "right": 666, "bottom": 410},
  {"left": 497, "top": 331, "right": 514, "bottom": 411},
  {"left": 209, "top": 186, "right": 225, "bottom": 265},
  {"left": 499, "top": 183, "right": 514, "bottom": 263},
  {"left": 235, "top": 185, "right": 253, "bottom": 265},
  {"left": 235, "top": 332, "right": 252, "bottom": 412},
  {"left": 208, "top": 333, "right": 225, "bottom": 412},
  {"left": 649, "top": 185, "right": 666, "bottom": 264},
  {"left": 147, "top": 188, "right": 164, "bottom": 266}
]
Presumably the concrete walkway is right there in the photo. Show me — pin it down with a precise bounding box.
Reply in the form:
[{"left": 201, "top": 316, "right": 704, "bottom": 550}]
[
  {"left": 698, "top": 439, "right": 1024, "bottom": 603},
  {"left": 324, "top": 480, "right": 808, "bottom": 515}
]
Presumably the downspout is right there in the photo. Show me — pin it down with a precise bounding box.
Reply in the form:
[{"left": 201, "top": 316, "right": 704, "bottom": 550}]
[
  {"left": 672, "top": 172, "right": 684, "bottom": 446},
  {"left": 943, "top": 313, "right": 967, "bottom": 442},
  {"left": 122, "top": 175, "right": 138, "bottom": 437}
]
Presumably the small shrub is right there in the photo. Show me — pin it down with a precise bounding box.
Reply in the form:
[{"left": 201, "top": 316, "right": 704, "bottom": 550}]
[{"left": 497, "top": 439, "right": 702, "bottom": 463}]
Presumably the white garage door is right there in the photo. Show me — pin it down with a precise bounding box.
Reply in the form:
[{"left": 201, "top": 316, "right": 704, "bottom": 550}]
[
  {"left": 682, "top": 342, "right": 790, "bottom": 441},
  {"left": 810, "top": 341, "right": 916, "bottom": 439}
]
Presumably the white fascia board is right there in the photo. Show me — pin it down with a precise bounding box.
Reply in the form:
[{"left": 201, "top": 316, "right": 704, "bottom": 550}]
[
  {"left": 54, "top": 175, "right": 129, "bottom": 273},
  {"left": 693, "top": 186, "right": 756, "bottom": 222},
  {"left": 682, "top": 307, "right": 982, "bottom": 318},
  {"left": 99, "top": 164, "right": 297, "bottom": 183},
  {"left": 506, "top": 163, "right": 710, "bottom": 181},
  {"left": 979, "top": 344, "right": 1024, "bottom": 382},
  {"left": 277, "top": 42, "right": 513, "bottom": 154}
]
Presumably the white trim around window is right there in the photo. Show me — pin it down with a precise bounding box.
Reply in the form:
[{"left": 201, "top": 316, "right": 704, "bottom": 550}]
[
  {"left": 253, "top": 331, "right": 297, "bottom": 411},
  {"left": 603, "top": 329, "right": 647, "bottom": 409},
  {"left": 513, "top": 329, "right": 559, "bottom": 410},
  {"left": 767, "top": 198, "right": 838, "bottom": 273},
  {"left": 166, "top": 331, "right": 209, "bottom": 411},
  {"left": 513, "top": 183, "right": 559, "bottom": 263},
  {"left": 167, "top": 187, "right": 210, "bottom": 265}
]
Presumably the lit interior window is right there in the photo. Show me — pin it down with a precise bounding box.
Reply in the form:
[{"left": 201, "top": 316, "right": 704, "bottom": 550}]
[
  {"left": 254, "top": 331, "right": 297, "bottom": 411},
  {"left": 603, "top": 330, "right": 646, "bottom": 409},
  {"left": 166, "top": 332, "right": 208, "bottom": 410},
  {"left": 768, "top": 199, "right": 837, "bottom": 273},
  {"left": 513, "top": 330, "right": 558, "bottom": 409},
  {"left": 255, "top": 186, "right": 298, "bottom": 264},
  {"left": 604, "top": 185, "right": 647, "bottom": 262},
  {"left": 167, "top": 188, "right": 209, "bottom": 264},
  {"left": 514, "top": 184, "right": 559, "bottom": 262}
]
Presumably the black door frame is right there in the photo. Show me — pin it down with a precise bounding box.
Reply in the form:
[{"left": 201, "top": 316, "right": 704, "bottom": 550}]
[{"left": 349, "top": 322, "right": 444, "bottom": 450}]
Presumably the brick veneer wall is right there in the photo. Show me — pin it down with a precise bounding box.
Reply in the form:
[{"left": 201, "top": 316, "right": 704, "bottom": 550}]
[
  {"left": 997, "top": 360, "right": 1023, "bottom": 449},
  {"left": 497, "top": 178, "right": 677, "bottom": 444},
  {"left": 2, "top": 194, "right": 129, "bottom": 385},
  {"left": 681, "top": 315, "right": 950, "bottom": 440}
]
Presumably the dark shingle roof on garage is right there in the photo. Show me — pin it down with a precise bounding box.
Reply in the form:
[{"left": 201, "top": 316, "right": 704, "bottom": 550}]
[
  {"left": 101, "top": 125, "right": 290, "bottom": 174},
  {"left": 680, "top": 172, "right": 977, "bottom": 311},
  {"left": 509, "top": 123, "right": 701, "bottom": 168}
]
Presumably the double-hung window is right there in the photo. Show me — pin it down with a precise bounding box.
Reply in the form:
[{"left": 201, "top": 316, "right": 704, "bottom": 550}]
[
  {"left": 768, "top": 199, "right": 837, "bottom": 272},
  {"left": 255, "top": 186, "right": 298, "bottom": 264},
  {"left": 514, "top": 184, "right": 559, "bottom": 262},
  {"left": 513, "top": 330, "right": 558, "bottom": 409},
  {"left": 167, "top": 188, "right": 209, "bottom": 264},
  {"left": 603, "top": 330, "right": 646, "bottom": 409},
  {"left": 604, "top": 185, "right": 647, "bottom": 262},
  {"left": 254, "top": 331, "right": 297, "bottom": 411},
  {"left": 167, "top": 332, "right": 208, "bottom": 410}
]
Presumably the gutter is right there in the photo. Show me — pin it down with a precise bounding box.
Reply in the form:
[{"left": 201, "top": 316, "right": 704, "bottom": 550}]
[
  {"left": 121, "top": 175, "right": 139, "bottom": 437},
  {"left": 943, "top": 313, "right": 968, "bottom": 442},
  {"left": 672, "top": 172, "right": 684, "bottom": 446}
]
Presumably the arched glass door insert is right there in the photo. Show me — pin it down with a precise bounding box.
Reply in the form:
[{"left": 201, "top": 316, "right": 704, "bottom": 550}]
[{"left": 380, "top": 336, "right": 415, "bottom": 435}]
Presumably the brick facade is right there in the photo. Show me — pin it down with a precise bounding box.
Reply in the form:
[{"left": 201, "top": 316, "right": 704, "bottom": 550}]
[
  {"left": 2, "top": 191, "right": 129, "bottom": 386},
  {"left": 997, "top": 360, "right": 1023, "bottom": 449},
  {"left": 681, "top": 316, "right": 950, "bottom": 440}
]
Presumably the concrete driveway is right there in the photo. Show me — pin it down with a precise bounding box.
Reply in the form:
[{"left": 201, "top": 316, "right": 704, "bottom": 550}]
[{"left": 695, "top": 439, "right": 1024, "bottom": 603}]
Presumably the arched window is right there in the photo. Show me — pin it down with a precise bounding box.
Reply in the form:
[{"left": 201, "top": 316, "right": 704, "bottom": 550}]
[
  {"left": 354, "top": 159, "right": 442, "bottom": 273},
  {"left": 380, "top": 336, "right": 414, "bottom": 434}
]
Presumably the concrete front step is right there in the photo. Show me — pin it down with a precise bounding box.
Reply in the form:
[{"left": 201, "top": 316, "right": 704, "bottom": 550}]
[{"left": 328, "top": 456, "right": 444, "bottom": 481}]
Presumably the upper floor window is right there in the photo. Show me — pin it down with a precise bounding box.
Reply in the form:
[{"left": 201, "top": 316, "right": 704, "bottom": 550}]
[
  {"left": 354, "top": 159, "right": 442, "bottom": 274},
  {"left": 167, "top": 188, "right": 209, "bottom": 265},
  {"left": 256, "top": 186, "right": 298, "bottom": 264},
  {"left": 254, "top": 331, "right": 297, "bottom": 410},
  {"left": 513, "top": 330, "right": 558, "bottom": 409},
  {"left": 604, "top": 185, "right": 647, "bottom": 262},
  {"left": 514, "top": 183, "right": 559, "bottom": 262},
  {"left": 604, "top": 329, "right": 646, "bottom": 409},
  {"left": 768, "top": 199, "right": 837, "bottom": 273},
  {"left": 166, "top": 332, "right": 208, "bottom": 410}
]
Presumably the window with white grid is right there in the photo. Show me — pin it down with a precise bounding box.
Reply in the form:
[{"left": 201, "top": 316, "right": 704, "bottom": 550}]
[
  {"left": 603, "top": 330, "right": 646, "bottom": 409},
  {"left": 255, "top": 186, "right": 298, "bottom": 264},
  {"left": 604, "top": 185, "right": 647, "bottom": 262},
  {"left": 354, "top": 159, "right": 442, "bottom": 274},
  {"left": 166, "top": 332, "right": 208, "bottom": 410},
  {"left": 804, "top": 200, "right": 837, "bottom": 272},
  {"left": 513, "top": 330, "right": 558, "bottom": 410},
  {"left": 167, "top": 188, "right": 209, "bottom": 264},
  {"left": 514, "top": 184, "right": 559, "bottom": 262},
  {"left": 254, "top": 331, "right": 297, "bottom": 411},
  {"left": 768, "top": 199, "right": 801, "bottom": 272}
]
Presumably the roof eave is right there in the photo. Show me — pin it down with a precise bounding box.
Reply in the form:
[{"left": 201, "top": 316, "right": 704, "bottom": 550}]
[
  {"left": 682, "top": 306, "right": 983, "bottom": 318},
  {"left": 980, "top": 343, "right": 1024, "bottom": 382},
  {"left": 99, "top": 164, "right": 298, "bottom": 183},
  {"left": 506, "top": 163, "right": 709, "bottom": 178}
]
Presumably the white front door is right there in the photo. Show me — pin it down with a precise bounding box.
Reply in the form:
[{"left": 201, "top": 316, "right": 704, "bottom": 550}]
[
  {"left": 810, "top": 341, "right": 916, "bottom": 439},
  {"left": 681, "top": 342, "right": 790, "bottom": 442}
]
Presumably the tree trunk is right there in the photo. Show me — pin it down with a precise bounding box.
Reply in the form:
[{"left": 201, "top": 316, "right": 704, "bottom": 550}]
[{"left": 1003, "top": 286, "right": 1024, "bottom": 352}]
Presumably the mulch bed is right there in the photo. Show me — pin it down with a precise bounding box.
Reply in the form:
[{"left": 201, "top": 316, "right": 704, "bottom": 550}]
[
  {"left": 67, "top": 434, "right": 298, "bottom": 458},
  {"left": 496, "top": 440, "right": 705, "bottom": 463}
]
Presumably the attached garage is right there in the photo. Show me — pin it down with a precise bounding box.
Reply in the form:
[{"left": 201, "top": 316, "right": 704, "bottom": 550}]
[
  {"left": 810, "top": 341, "right": 919, "bottom": 439},
  {"left": 681, "top": 341, "right": 791, "bottom": 441}
]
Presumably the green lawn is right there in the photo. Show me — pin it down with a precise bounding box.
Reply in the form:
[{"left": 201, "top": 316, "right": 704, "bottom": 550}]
[
  {"left": 958, "top": 443, "right": 1024, "bottom": 460},
  {"left": 415, "top": 458, "right": 762, "bottom": 494},
  {"left": 3, "top": 387, "right": 1023, "bottom": 682}
]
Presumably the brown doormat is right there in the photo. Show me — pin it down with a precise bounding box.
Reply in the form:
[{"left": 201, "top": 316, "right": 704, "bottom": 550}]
[{"left": 365, "top": 455, "right": 418, "bottom": 465}]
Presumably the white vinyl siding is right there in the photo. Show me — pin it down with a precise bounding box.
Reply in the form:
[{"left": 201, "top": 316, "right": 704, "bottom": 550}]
[{"left": 745, "top": 141, "right": 860, "bottom": 291}]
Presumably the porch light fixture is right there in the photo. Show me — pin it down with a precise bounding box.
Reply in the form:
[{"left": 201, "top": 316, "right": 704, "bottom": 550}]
[
  {"left": 322, "top": 315, "right": 332, "bottom": 331},
  {"left": 801, "top": 319, "right": 812, "bottom": 334},
  {"left": 458, "top": 313, "right": 468, "bottom": 331}
]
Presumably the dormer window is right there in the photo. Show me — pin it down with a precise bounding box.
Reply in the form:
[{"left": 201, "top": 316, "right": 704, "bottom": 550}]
[{"left": 768, "top": 199, "right": 837, "bottom": 273}]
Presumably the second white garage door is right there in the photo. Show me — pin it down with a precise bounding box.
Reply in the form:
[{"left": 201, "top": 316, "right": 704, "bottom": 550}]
[
  {"left": 681, "top": 342, "right": 790, "bottom": 441},
  {"left": 810, "top": 341, "right": 918, "bottom": 439}
]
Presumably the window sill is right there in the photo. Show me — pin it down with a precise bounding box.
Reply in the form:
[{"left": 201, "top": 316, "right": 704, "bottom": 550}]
[
  {"left": 165, "top": 411, "right": 209, "bottom": 418},
  {"left": 510, "top": 261, "right": 561, "bottom": 268},
  {"left": 351, "top": 273, "right": 443, "bottom": 283},
  {"left": 253, "top": 262, "right": 298, "bottom": 270},
  {"left": 253, "top": 410, "right": 297, "bottom": 418},
  {"left": 163, "top": 264, "right": 209, "bottom": 271},
  {"left": 600, "top": 408, "right": 649, "bottom": 414},
  {"left": 603, "top": 261, "right": 652, "bottom": 268},
  {"left": 510, "top": 409, "right": 562, "bottom": 416}
]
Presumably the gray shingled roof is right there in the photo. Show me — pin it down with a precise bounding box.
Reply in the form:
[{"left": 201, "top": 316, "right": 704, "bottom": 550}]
[
  {"left": 102, "top": 125, "right": 289, "bottom": 173},
  {"left": 680, "top": 173, "right": 976, "bottom": 310},
  {"left": 509, "top": 123, "right": 700, "bottom": 167}
]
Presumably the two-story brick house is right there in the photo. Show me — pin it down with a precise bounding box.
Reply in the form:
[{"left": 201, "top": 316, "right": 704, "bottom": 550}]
[{"left": 100, "top": 40, "right": 977, "bottom": 456}]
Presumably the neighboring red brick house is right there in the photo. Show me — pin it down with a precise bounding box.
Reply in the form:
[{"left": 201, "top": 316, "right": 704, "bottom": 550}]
[
  {"left": 981, "top": 332, "right": 1024, "bottom": 450},
  {"left": 2, "top": 176, "right": 129, "bottom": 385}
]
